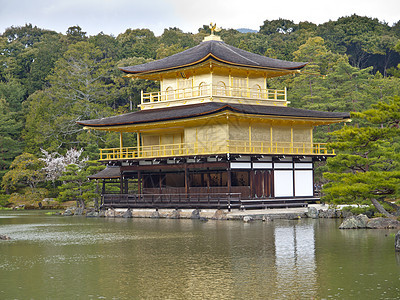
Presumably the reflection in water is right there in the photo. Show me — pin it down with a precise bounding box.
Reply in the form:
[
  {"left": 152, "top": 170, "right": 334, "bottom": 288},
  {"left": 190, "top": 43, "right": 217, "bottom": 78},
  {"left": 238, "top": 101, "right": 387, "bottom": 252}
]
[
  {"left": 0, "top": 212, "right": 399, "bottom": 299},
  {"left": 275, "top": 224, "right": 317, "bottom": 298}
]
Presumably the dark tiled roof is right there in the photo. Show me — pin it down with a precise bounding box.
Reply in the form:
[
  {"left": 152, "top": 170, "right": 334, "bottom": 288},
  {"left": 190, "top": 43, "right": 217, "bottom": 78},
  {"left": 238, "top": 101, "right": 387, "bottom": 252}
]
[
  {"left": 77, "top": 102, "right": 350, "bottom": 128},
  {"left": 88, "top": 166, "right": 121, "bottom": 179},
  {"left": 119, "top": 40, "right": 307, "bottom": 74}
]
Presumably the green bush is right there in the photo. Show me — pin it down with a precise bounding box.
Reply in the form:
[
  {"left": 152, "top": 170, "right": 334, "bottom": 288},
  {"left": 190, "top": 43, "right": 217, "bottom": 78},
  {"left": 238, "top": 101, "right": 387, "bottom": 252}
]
[
  {"left": 342, "top": 205, "right": 377, "bottom": 217},
  {"left": 0, "top": 194, "right": 11, "bottom": 207}
]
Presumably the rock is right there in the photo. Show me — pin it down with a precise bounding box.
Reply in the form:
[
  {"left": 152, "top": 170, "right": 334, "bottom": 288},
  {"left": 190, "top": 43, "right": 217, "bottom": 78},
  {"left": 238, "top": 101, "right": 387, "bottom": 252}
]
[
  {"left": 63, "top": 209, "right": 74, "bottom": 216},
  {"left": 190, "top": 209, "right": 201, "bottom": 219},
  {"left": 211, "top": 209, "right": 227, "bottom": 220},
  {"left": 167, "top": 209, "right": 180, "bottom": 219},
  {"left": 341, "top": 210, "right": 354, "bottom": 219},
  {"left": 150, "top": 210, "right": 160, "bottom": 218},
  {"left": 114, "top": 211, "right": 123, "bottom": 218},
  {"left": 326, "top": 208, "right": 338, "bottom": 218},
  {"left": 307, "top": 207, "right": 319, "bottom": 219},
  {"left": 98, "top": 210, "right": 106, "bottom": 217},
  {"left": 243, "top": 216, "right": 253, "bottom": 223},
  {"left": 105, "top": 209, "right": 116, "bottom": 217},
  {"left": 366, "top": 218, "right": 400, "bottom": 229},
  {"left": 262, "top": 216, "right": 273, "bottom": 222},
  {"left": 0, "top": 235, "right": 11, "bottom": 240},
  {"left": 74, "top": 207, "right": 84, "bottom": 216},
  {"left": 122, "top": 209, "right": 132, "bottom": 218},
  {"left": 287, "top": 213, "right": 302, "bottom": 220},
  {"left": 319, "top": 208, "right": 339, "bottom": 218},
  {"left": 395, "top": 231, "right": 400, "bottom": 252},
  {"left": 339, "top": 214, "right": 369, "bottom": 229},
  {"left": 199, "top": 217, "right": 208, "bottom": 222},
  {"left": 86, "top": 211, "right": 99, "bottom": 217}
]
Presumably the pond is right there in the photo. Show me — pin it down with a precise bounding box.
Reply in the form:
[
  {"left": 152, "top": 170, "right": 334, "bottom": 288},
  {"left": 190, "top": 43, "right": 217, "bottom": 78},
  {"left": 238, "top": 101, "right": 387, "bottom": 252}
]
[{"left": 0, "top": 211, "right": 399, "bottom": 299}]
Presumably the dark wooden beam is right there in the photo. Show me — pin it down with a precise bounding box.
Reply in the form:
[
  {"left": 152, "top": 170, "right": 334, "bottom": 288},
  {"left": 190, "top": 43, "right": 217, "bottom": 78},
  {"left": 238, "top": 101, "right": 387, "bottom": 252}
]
[{"left": 121, "top": 161, "right": 229, "bottom": 172}]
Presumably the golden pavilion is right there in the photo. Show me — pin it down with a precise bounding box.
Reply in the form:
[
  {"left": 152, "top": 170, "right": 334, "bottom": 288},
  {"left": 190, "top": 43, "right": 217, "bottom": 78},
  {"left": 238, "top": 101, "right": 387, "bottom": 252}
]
[{"left": 79, "top": 32, "right": 350, "bottom": 210}]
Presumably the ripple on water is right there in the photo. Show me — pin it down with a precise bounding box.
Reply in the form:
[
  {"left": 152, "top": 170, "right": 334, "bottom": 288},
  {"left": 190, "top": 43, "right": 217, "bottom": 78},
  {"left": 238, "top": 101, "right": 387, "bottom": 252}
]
[{"left": 0, "top": 222, "right": 194, "bottom": 246}]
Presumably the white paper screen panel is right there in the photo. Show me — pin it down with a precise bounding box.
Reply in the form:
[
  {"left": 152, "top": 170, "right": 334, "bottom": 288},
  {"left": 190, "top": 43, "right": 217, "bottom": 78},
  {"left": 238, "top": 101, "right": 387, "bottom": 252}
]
[
  {"left": 274, "top": 170, "right": 294, "bottom": 197},
  {"left": 294, "top": 170, "right": 314, "bottom": 196}
]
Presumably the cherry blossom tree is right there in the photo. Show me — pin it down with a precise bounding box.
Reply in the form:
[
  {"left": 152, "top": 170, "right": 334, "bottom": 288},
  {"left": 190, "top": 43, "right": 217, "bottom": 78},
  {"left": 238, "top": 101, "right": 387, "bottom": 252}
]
[{"left": 40, "top": 148, "right": 87, "bottom": 182}]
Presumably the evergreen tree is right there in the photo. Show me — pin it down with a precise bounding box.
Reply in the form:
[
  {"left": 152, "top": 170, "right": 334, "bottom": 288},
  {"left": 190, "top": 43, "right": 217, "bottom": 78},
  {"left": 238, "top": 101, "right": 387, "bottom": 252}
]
[
  {"left": 0, "top": 99, "right": 24, "bottom": 180},
  {"left": 323, "top": 97, "right": 400, "bottom": 217},
  {"left": 57, "top": 161, "right": 104, "bottom": 208},
  {"left": 23, "top": 41, "right": 119, "bottom": 152}
]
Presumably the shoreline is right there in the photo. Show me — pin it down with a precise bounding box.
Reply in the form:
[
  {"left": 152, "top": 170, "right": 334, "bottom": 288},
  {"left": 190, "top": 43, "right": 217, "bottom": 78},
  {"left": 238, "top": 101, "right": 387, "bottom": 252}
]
[{"left": 62, "top": 204, "right": 342, "bottom": 221}]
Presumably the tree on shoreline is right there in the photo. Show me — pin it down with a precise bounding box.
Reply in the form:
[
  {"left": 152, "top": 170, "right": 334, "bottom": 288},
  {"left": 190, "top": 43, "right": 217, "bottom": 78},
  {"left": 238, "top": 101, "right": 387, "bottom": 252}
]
[{"left": 323, "top": 97, "right": 400, "bottom": 217}]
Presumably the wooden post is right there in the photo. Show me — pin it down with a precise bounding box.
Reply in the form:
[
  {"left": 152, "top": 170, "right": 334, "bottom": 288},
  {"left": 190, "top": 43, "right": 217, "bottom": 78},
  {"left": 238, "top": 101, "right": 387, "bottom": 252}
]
[
  {"left": 119, "top": 131, "right": 123, "bottom": 159},
  {"left": 137, "top": 132, "right": 141, "bottom": 158},
  {"left": 310, "top": 128, "right": 313, "bottom": 153},
  {"left": 102, "top": 179, "right": 106, "bottom": 195},
  {"left": 185, "top": 164, "right": 189, "bottom": 197},
  {"left": 249, "top": 170, "right": 253, "bottom": 199},
  {"left": 249, "top": 122, "right": 252, "bottom": 152},
  {"left": 207, "top": 168, "right": 210, "bottom": 193},
  {"left": 270, "top": 125, "right": 273, "bottom": 153},
  {"left": 159, "top": 171, "right": 162, "bottom": 194},
  {"left": 227, "top": 167, "right": 232, "bottom": 194},
  {"left": 291, "top": 126, "right": 294, "bottom": 153},
  {"left": 124, "top": 178, "right": 128, "bottom": 194},
  {"left": 120, "top": 174, "right": 124, "bottom": 194},
  {"left": 138, "top": 171, "right": 142, "bottom": 195}
]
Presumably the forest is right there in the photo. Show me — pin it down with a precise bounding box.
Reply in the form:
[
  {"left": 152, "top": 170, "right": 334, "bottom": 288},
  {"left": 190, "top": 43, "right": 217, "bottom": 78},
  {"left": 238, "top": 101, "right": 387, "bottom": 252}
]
[{"left": 0, "top": 15, "right": 399, "bottom": 214}]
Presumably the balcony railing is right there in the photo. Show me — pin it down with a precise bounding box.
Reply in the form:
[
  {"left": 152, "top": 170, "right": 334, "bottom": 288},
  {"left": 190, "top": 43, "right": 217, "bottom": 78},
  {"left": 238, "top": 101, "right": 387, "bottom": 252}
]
[
  {"left": 99, "top": 140, "right": 334, "bottom": 161},
  {"left": 141, "top": 85, "right": 287, "bottom": 104}
]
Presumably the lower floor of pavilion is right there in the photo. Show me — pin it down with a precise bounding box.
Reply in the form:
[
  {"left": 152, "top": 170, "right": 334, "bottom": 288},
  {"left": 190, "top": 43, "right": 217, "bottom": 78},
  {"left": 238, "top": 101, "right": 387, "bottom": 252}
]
[{"left": 92, "top": 154, "right": 326, "bottom": 210}]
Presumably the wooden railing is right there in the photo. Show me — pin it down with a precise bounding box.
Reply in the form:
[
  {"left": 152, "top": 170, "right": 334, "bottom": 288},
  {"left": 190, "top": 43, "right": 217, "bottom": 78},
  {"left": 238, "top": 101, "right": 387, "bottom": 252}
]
[
  {"left": 99, "top": 141, "right": 334, "bottom": 161},
  {"left": 141, "top": 85, "right": 287, "bottom": 104},
  {"left": 102, "top": 193, "right": 314, "bottom": 210},
  {"left": 103, "top": 193, "right": 242, "bottom": 210}
]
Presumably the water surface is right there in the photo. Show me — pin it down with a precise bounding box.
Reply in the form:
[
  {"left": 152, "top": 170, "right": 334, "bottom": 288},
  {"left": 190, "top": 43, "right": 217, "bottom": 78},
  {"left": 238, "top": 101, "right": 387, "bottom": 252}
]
[{"left": 1, "top": 211, "right": 399, "bottom": 299}]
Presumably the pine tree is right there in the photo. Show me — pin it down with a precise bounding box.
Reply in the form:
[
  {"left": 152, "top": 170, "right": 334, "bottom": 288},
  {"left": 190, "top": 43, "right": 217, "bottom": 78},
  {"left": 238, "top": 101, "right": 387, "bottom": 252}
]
[{"left": 323, "top": 97, "right": 400, "bottom": 217}]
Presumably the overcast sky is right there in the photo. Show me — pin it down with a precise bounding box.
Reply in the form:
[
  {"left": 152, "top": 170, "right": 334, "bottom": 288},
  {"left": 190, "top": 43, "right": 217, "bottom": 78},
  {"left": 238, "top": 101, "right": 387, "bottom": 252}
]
[{"left": 0, "top": 0, "right": 399, "bottom": 36}]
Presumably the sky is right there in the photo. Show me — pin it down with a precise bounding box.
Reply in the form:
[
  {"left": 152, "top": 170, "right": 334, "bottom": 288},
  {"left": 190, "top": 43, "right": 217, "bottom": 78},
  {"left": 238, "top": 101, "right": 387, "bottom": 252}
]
[{"left": 0, "top": 0, "right": 399, "bottom": 36}]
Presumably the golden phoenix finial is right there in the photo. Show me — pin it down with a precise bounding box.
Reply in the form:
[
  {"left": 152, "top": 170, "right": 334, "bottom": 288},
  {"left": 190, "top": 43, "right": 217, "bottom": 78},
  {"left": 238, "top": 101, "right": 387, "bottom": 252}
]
[{"left": 209, "top": 23, "right": 221, "bottom": 35}]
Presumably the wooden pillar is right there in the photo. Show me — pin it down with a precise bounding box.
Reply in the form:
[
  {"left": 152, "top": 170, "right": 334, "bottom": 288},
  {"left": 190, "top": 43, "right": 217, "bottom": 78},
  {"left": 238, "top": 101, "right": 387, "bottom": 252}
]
[
  {"left": 249, "top": 170, "right": 254, "bottom": 199},
  {"left": 310, "top": 127, "right": 314, "bottom": 152},
  {"left": 227, "top": 167, "right": 232, "bottom": 194},
  {"left": 207, "top": 168, "right": 210, "bottom": 193},
  {"left": 270, "top": 125, "right": 273, "bottom": 153},
  {"left": 119, "top": 132, "right": 123, "bottom": 159},
  {"left": 291, "top": 126, "right": 294, "bottom": 153},
  {"left": 159, "top": 171, "right": 162, "bottom": 194},
  {"left": 138, "top": 171, "right": 142, "bottom": 195},
  {"left": 185, "top": 164, "right": 189, "bottom": 196},
  {"left": 249, "top": 122, "right": 252, "bottom": 150},
  {"left": 124, "top": 178, "right": 128, "bottom": 194},
  {"left": 101, "top": 179, "right": 106, "bottom": 207},
  {"left": 137, "top": 132, "right": 141, "bottom": 158},
  {"left": 271, "top": 169, "right": 275, "bottom": 198},
  {"left": 120, "top": 174, "right": 124, "bottom": 194}
]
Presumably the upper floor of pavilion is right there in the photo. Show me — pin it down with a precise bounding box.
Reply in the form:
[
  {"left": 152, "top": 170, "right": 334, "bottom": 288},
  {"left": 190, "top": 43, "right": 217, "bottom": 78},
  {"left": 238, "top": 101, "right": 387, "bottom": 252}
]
[{"left": 119, "top": 34, "right": 307, "bottom": 110}]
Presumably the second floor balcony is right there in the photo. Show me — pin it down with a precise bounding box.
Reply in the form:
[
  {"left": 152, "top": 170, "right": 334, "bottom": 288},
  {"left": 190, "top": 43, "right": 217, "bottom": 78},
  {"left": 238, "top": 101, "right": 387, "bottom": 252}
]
[
  {"left": 140, "top": 84, "right": 287, "bottom": 109},
  {"left": 99, "top": 140, "right": 334, "bottom": 161}
]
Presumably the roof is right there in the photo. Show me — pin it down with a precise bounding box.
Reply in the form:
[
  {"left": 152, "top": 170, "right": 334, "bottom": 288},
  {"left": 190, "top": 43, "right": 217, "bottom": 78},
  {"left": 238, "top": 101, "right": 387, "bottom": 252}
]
[
  {"left": 88, "top": 166, "right": 121, "bottom": 179},
  {"left": 77, "top": 102, "right": 350, "bottom": 128},
  {"left": 119, "top": 40, "right": 307, "bottom": 75}
]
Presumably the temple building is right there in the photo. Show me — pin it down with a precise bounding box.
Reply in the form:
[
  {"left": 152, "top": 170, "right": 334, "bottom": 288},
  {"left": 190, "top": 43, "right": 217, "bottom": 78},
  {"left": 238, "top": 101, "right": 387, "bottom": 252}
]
[{"left": 78, "top": 32, "right": 350, "bottom": 210}]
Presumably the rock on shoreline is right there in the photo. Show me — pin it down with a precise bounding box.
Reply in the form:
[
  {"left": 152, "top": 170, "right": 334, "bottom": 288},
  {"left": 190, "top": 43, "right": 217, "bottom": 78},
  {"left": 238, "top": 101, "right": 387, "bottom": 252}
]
[
  {"left": 339, "top": 215, "right": 400, "bottom": 229},
  {"left": 58, "top": 207, "right": 399, "bottom": 228}
]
